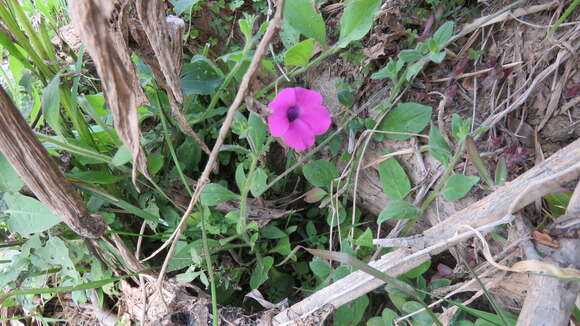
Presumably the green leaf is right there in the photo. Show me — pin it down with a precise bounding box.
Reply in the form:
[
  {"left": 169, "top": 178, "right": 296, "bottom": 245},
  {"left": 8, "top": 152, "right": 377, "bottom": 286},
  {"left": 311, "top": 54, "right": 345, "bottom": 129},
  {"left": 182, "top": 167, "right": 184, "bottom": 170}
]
[
  {"left": 403, "top": 260, "right": 431, "bottom": 278},
  {"left": 474, "top": 319, "right": 497, "bottom": 326},
  {"left": 0, "top": 153, "right": 23, "bottom": 192},
  {"left": 371, "top": 58, "right": 404, "bottom": 80},
  {"left": 430, "top": 51, "right": 446, "bottom": 63},
  {"left": 68, "top": 171, "right": 125, "bottom": 184},
  {"left": 433, "top": 21, "right": 455, "bottom": 49},
  {"left": 261, "top": 225, "right": 287, "bottom": 239},
  {"left": 443, "top": 175, "right": 480, "bottom": 200},
  {"left": 147, "top": 153, "right": 164, "bottom": 175},
  {"left": 250, "top": 256, "right": 274, "bottom": 289},
  {"left": 378, "top": 152, "right": 411, "bottom": 200},
  {"left": 405, "top": 61, "right": 425, "bottom": 81},
  {"left": 337, "top": 0, "right": 381, "bottom": 48},
  {"left": 181, "top": 55, "right": 224, "bottom": 95},
  {"left": 304, "top": 187, "right": 328, "bottom": 203},
  {"left": 366, "top": 317, "right": 384, "bottom": 326},
  {"left": 399, "top": 49, "right": 422, "bottom": 63},
  {"left": 402, "top": 301, "right": 434, "bottom": 326},
  {"left": 270, "top": 236, "right": 292, "bottom": 256},
  {"left": 336, "top": 295, "right": 369, "bottom": 326},
  {"left": 338, "top": 89, "right": 354, "bottom": 107},
  {"left": 429, "top": 124, "right": 452, "bottom": 166},
  {"left": 355, "top": 228, "right": 373, "bottom": 247},
  {"left": 4, "top": 193, "right": 61, "bottom": 235},
  {"left": 200, "top": 183, "right": 240, "bottom": 206},
  {"left": 378, "top": 200, "right": 417, "bottom": 223},
  {"left": 465, "top": 136, "right": 494, "bottom": 188},
  {"left": 284, "top": 39, "right": 314, "bottom": 67},
  {"left": 544, "top": 192, "right": 571, "bottom": 218},
  {"left": 451, "top": 114, "right": 471, "bottom": 142},
  {"left": 238, "top": 15, "right": 255, "bottom": 40},
  {"left": 303, "top": 160, "right": 338, "bottom": 187},
  {"left": 250, "top": 167, "right": 268, "bottom": 197},
  {"left": 248, "top": 112, "right": 268, "bottom": 154},
  {"left": 494, "top": 157, "right": 507, "bottom": 186},
  {"left": 235, "top": 163, "right": 246, "bottom": 192},
  {"left": 169, "top": 0, "right": 201, "bottom": 15},
  {"left": 284, "top": 0, "right": 326, "bottom": 44},
  {"left": 382, "top": 308, "right": 399, "bottom": 325},
  {"left": 42, "top": 74, "right": 63, "bottom": 137},
  {"left": 280, "top": 17, "right": 301, "bottom": 48},
  {"left": 379, "top": 103, "right": 432, "bottom": 140},
  {"left": 309, "top": 257, "right": 331, "bottom": 278}
]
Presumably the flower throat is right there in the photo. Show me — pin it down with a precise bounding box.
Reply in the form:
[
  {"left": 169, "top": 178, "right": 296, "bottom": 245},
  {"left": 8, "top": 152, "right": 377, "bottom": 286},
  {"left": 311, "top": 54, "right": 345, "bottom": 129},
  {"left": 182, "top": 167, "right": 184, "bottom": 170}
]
[{"left": 287, "top": 106, "right": 299, "bottom": 122}]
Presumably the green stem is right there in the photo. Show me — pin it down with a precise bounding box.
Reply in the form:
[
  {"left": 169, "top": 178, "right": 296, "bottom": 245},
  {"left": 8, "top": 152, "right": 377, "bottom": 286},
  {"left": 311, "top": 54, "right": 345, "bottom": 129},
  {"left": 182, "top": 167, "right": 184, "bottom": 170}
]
[
  {"left": 402, "top": 142, "right": 465, "bottom": 235},
  {"left": 196, "top": 42, "right": 254, "bottom": 123},
  {"left": 156, "top": 91, "right": 193, "bottom": 196},
  {"left": 419, "top": 142, "right": 465, "bottom": 214},
  {"left": 200, "top": 206, "right": 219, "bottom": 326},
  {"left": 238, "top": 155, "right": 258, "bottom": 237}
]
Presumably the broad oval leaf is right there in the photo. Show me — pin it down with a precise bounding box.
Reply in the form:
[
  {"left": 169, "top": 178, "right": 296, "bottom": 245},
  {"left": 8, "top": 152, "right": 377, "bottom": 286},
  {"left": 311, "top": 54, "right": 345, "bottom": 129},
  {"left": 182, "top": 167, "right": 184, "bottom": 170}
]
[
  {"left": 379, "top": 103, "right": 432, "bottom": 140},
  {"left": 433, "top": 21, "right": 455, "bottom": 49},
  {"left": 284, "top": 0, "right": 326, "bottom": 44},
  {"left": 181, "top": 55, "right": 224, "bottom": 95},
  {"left": 399, "top": 49, "right": 422, "bottom": 63},
  {"left": 378, "top": 200, "right": 417, "bottom": 224},
  {"left": 428, "top": 124, "right": 451, "bottom": 166},
  {"left": 170, "top": 0, "right": 201, "bottom": 15},
  {"left": 4, "top": 193, "right": 61, "bottom": 235},
  {"left": 0, "top": 153, "right": 23, "bottom": 192},
  {"left": 250, "top": 256, "right": 274, "bottom": 289},
  {"left": 443, "top": 175, "right": 480, "bottom": 200},
  {"left": 248, "top": 112, "right": 268, "bottom": 154},
  {"left": 200, "top": 183, "right": 240, "bottom": 206},
  {"left": 377, "top": 151, "right": 411, "bottom": 200},
  {"left": 309, "top": 257, "right": 331, "bottom": 278},
  {"left": 250, "top": 167, "right": 268, "bottom": 198},
  {"left": 338, "top": 0, "right": 381, "bottom": 48},
  {"left": 284, "top": 39, "right": 314, "bottom": 67},
  {"left": 303, "top": 160, "right": 338, "bottom": 187}
]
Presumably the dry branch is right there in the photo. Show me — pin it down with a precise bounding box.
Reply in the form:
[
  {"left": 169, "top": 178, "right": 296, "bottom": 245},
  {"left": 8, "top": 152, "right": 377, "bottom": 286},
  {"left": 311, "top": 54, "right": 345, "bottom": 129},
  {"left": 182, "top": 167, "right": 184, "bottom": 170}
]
[
  {"left": 0, "top": 86, "right": 106, "bottom": 238},
  {"left": 516, "top": 181, "right": 580, "bottom": 326},
  {"left": 136, "top": 0, "right": 183, "bottom": 103},
  {"left": 127, "top": 11, "right": 211, "bottom": 154},
  {"left": 272, "top": 138, "right": 580, "bottom": 325},
  {"left": 154, "top": 0, "right": 286, "bottom": 287},
  {"left": 69, "top": 0, "right": 150, "bottom": 188}
]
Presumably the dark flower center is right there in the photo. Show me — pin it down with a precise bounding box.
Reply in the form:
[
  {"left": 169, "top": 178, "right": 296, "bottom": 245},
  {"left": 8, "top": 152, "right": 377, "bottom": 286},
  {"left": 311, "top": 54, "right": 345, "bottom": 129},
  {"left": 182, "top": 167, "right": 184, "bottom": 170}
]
[{"left": 287, "top": 106, "right": 300, "bottom": 122}]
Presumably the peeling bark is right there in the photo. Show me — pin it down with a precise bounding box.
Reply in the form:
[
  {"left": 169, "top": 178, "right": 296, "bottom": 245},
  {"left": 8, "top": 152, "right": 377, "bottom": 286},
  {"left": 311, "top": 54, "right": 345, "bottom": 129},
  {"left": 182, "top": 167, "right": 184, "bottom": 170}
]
[{"left": 0, "top": 86, "right": 106, "bottom": 238}]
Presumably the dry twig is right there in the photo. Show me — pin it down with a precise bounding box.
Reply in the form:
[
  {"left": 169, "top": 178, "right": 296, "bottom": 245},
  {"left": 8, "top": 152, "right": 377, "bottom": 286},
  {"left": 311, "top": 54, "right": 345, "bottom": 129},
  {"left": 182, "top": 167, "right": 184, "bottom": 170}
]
[{"left": 153, "top": 0, "right": 285, "bottom": 288}]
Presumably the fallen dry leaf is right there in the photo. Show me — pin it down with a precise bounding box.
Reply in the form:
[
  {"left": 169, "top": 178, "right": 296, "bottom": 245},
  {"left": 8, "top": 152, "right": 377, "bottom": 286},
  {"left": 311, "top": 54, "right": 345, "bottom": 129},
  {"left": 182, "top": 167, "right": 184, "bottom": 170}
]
[{"left": 69, "top": 0, "right": 151, "bottom": 188}]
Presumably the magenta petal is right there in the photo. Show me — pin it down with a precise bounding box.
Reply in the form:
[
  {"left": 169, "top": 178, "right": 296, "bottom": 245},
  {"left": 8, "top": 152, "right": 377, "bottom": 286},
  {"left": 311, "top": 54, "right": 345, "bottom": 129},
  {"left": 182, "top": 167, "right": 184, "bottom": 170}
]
[
  {"left": 267, "top": 111, "right": 289, "bottom": 137},
  {"left": 294, "top": 88, "right": 323, "bottom": 107},
  {"left": 283, "top": 119, "right": 315, "bottom": 151},
  {"left": 298, "top": 105, "right": 331, "bottom": 135},
  {"left": 268, "top": 88, "right": 297, "bottom": 114}
]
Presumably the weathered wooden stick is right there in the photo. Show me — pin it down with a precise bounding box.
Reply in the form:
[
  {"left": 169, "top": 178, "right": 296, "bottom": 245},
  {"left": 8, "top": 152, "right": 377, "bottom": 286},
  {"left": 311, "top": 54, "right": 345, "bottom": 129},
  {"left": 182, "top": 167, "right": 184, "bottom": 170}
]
[
  {"left": 516, "top": 181, "right": 580, "bottom": 326},
  {"left": 0, "top": 86, "right": 106, "bottom": 238},
  {"left": 273, "top": 138, "right": 580, "bottom": 325}
]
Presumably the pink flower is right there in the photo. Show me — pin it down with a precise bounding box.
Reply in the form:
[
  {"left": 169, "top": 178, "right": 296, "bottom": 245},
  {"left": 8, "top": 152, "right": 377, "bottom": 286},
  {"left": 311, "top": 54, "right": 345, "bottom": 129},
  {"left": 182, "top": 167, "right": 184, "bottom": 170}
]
[{"left": 267, "top": 88, "right": 332, "bottom": 151}]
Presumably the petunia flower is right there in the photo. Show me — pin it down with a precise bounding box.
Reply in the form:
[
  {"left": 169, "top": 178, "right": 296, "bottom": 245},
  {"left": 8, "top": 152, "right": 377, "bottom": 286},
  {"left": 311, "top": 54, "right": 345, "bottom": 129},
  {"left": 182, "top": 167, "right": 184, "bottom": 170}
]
[{"left": 267, "top": 87, "right": 332, "bottom": 151}]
